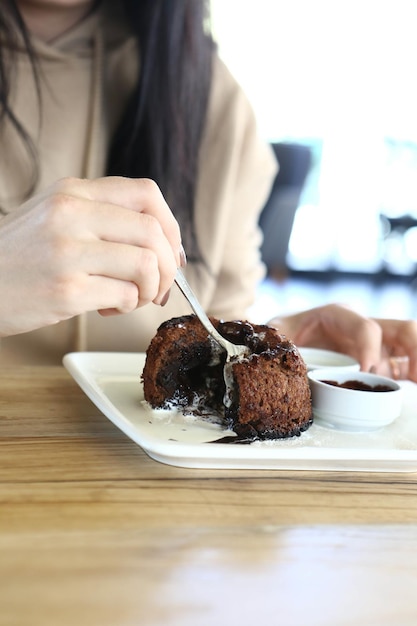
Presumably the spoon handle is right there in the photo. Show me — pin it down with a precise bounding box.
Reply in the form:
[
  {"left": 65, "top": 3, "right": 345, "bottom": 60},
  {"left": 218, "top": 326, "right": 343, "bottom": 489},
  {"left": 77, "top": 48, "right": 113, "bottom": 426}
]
[{"left": 174, "top": 269, "right": 244, "bottom": 358}]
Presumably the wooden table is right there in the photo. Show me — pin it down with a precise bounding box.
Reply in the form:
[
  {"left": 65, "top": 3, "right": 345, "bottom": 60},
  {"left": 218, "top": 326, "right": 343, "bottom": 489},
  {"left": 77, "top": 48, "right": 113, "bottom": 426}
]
[{"left": 1, "top": 366, "right": 417, "bottom": 626}]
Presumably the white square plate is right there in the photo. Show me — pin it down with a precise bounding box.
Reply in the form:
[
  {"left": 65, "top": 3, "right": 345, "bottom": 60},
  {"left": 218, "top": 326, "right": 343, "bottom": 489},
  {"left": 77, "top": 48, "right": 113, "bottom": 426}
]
[{"left": 63, "top": 352, "right": 417, "bottom": 472}]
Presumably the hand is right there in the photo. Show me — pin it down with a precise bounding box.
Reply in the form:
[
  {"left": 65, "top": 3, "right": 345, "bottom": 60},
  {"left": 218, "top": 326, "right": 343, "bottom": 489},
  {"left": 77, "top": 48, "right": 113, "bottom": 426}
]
[
  {"left": 0, "top": 176, "right": 183, "bottom": 337},
  {"left": 269, "top": 304, "right": 417, "bottom": 382}
]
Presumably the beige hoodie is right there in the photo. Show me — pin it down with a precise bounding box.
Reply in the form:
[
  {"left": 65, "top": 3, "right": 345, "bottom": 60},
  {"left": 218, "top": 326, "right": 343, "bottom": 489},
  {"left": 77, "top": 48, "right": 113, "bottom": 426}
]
[{"left": 0, "top": 1, "right": 277, "bottom": 364}]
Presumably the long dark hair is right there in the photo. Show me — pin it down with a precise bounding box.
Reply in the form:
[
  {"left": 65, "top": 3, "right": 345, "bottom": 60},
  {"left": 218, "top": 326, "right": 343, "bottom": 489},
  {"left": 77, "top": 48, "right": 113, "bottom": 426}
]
[
  {"left": 0, "top": 0, "right": 214, "bottom": 260},
  {"left": 0, "top": 0, "right": 41, "bottom": 205}
]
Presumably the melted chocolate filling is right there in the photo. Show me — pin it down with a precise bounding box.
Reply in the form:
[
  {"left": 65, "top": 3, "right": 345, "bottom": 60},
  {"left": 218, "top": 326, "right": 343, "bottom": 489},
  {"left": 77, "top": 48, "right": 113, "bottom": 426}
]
[{"left": 209, "top": 417, "right": 313, "bottom": 444}]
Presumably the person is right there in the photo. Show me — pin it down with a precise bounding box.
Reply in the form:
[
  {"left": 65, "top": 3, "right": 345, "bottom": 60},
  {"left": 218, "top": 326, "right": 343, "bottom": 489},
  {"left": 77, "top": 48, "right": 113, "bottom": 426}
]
[{"left": 0, "top": 0, "right": 416, "bottom": 382}]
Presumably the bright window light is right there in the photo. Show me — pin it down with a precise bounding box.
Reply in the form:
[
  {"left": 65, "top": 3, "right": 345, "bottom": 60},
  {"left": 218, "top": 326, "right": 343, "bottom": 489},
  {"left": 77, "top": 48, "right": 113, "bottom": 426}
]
[{"left": 211, "top": 0, "right": 417, "bottom": 275}]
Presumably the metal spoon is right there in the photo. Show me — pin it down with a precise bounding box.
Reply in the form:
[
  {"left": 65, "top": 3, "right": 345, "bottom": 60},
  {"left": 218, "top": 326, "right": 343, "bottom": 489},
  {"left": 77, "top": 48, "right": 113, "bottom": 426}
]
[{"left": 174, "top": 269, "right": 248, "bottom": 361}]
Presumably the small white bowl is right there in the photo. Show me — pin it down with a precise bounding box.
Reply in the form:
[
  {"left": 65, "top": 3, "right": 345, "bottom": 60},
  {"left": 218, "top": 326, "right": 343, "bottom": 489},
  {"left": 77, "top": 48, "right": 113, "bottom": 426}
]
[
  {"left": 307, "top": 368, "right": 403, "bottom": 432},
  {"left": 299, "top": 347, "right": 360, "bottom": 372}
]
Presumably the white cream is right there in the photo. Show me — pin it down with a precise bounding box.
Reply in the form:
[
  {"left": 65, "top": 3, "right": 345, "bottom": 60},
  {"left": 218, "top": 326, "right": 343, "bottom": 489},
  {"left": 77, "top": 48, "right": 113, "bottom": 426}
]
[{"left": 222, "top": 352, "right": 250, "bottom": 408}]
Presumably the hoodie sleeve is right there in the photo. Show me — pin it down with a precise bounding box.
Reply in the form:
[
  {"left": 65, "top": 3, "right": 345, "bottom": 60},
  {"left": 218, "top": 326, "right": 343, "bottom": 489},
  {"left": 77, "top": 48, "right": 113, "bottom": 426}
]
[{"left": 192, "top": 55, "right": 278, "bottom": 320}]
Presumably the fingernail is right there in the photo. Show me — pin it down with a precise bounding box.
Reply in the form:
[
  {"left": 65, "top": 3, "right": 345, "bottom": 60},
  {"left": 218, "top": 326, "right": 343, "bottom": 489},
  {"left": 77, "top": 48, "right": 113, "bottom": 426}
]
[
  {"left": 179, "top": 244, "right": 187, "bottom": 268},
  {"left": 160, "top": 289, "right": 170, "bottom": 307}
]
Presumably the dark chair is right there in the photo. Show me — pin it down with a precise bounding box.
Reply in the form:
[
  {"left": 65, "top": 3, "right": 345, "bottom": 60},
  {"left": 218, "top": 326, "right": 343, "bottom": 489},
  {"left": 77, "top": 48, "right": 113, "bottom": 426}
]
[{"left": 259, "top": 142, "right": 312, "bottom": 277}]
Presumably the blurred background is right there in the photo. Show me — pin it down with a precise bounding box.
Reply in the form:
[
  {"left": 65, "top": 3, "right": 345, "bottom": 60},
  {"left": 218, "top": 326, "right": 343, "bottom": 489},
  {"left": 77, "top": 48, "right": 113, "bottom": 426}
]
[{"left": 210, "top": 0, "right": 417, "bottom": 320}]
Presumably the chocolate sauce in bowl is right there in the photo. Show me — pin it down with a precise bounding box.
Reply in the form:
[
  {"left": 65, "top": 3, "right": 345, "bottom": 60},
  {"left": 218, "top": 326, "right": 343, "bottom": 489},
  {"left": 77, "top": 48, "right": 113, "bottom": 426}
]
[{"left": 321, "top": 379, "right": 394, "bottom": 392}]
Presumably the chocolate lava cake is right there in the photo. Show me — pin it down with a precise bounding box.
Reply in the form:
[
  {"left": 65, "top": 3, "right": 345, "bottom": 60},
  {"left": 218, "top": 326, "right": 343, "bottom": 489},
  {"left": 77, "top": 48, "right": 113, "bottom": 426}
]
[{"left": 141, "top": 314, "right": 313, "bottom": 440}]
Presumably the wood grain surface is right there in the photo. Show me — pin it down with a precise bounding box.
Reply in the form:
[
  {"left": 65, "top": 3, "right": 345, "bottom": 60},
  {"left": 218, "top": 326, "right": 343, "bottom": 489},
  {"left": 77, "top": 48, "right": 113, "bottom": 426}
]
[{"left": 1, "top": 366, "right": 417, "bottom": 626}]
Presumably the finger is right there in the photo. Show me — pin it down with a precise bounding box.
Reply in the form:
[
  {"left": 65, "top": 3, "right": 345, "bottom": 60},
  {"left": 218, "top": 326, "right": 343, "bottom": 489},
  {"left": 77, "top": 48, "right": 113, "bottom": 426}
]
[
  {"left": 395, "top": 328, "right": 417, "bottom": 383},
  {"left": 94, "top": 210, "right": 177, "bottom": 304},
  {"left": 346, "top": 317, "right": 383, "bottom": 373},
  {"left": 52, "top": 275, "right": 140, "bottom": 317},
  {"left": 408, "top": 354, "right": 417, "bottom": 382},
  {"left": 377, "top": 319, "right": 417, "bottom": 382},
  {"left": 49, "top": 199, "right": 178, "bottom": 304},
  {"left": 392, "top": 341, "right": 417, "bottom": 382},
  {"left": 390, "top": 356, "right": 410, "bottom": 381},
  {"left": 55, "top": 177, "right": 183, "bottom": 266},
  {"left": 80, "top": 238, "right": 175, "bottom": 307}
]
